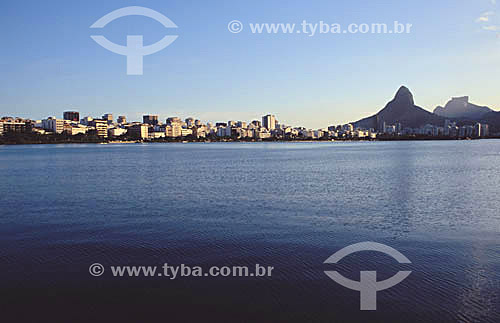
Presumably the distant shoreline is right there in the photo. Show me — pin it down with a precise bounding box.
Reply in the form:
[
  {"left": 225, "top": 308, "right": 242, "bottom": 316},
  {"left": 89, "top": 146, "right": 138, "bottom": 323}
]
[{"left": 1, "top": 136, "right": 499, "bottom": 146}]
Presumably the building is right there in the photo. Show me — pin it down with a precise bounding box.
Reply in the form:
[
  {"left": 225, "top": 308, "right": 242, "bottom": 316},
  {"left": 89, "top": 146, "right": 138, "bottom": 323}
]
[
  {"left": 256, "top": 129, "right": 271, "bottom": 139},
  {"left": 376, "top": 116, "right": 386, "bottom": 133},
  {"left": 65, "top": 125, "right": 87, "bottom": 136},
  {"left": 102, "top": 114, "right": 113, "bottom": 125},
  {"left": 193, "top": 127, "right": 207, "bottom": 138},
  {"left": 108, "top": 127, "right": 127, "bottom": 137},
  {"left": 458, "top": 125, "right": 475, "bottom": 138},
  {"left": 63, "top": 111, "right": 80, "bottom": 122},
  {"left": 185, "top": 118, "right": 195, "bottom": 127},
  {"left": 217, "top": 126, "right": 232, "bottom": 137},
  {"left": 395, "top": 123, "right": 402, "bottom": 134},
  {"left": 385, "top": 125, "right": 397, "bottom": 134},
  {"left": 31, "top": 128, "right": 46, "bottom": 135},
  {"left": 117, "top": 116, "right": 127, "bottom": 124},
  {"left": 1, "top": 119, "right": 33, "bottom": 134},
  {"left": 128, "top": 124, "right": 149, "bottom": 139},
  {"left": 343, "top": 124, "right": 354, "bottom": 132},
  {"left": 80, "top": 116, "right": 93, "bottom": 125},
  {"left": 93, "top": 120, "right": 108, "bottom": 137},
  {"left": 314, "top": 130, "right": 324, "bottom": 138},
  {"left": 42, "top": 117, "right": 64, "bottom": 134},
  {"left": 143, "top": 115, "right": 159, "bottom": 126},
  {"left": 481, "top": 124, "right": 489, "bottom": 137},
  {"left": 165, "top": 124, "right": 182, "bottom": 137},
  {"left": 251, "top": 120, "right": 261, "bottom": 128},
  {"left": 166, "top": 117, "right": 182, "bottom": 125},
  {"left": 181, "top": 128, "right": 193, "bottom": 137},
  {"left": 150, "top": 131, "right": 166, "bottom": 139},
  {"left": 262, "top": 115, "right": 277, "bottom": 130},
  {"left": 472, "top": 123, "right": 489, "bottom": 137}
]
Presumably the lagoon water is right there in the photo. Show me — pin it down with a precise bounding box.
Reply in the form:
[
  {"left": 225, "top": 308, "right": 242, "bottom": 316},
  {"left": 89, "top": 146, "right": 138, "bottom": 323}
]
[{"left": 1, "top": 141, "right": 499, "bottom": 322}]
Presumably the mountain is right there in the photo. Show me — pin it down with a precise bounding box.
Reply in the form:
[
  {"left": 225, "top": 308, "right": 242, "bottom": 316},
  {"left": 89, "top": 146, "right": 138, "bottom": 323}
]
[
  {"left": 434, "top": 96, "right": 492, "bottom": 120},
  {"left": 353, "top": 86, "right": 445, "bottom": 129}
]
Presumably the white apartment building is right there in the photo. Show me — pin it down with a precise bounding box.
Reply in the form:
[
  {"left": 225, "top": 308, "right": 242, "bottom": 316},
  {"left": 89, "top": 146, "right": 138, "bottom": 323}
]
[
  {"left": 94, "top": 120, "right": 108, "bottom": 138},
  {"left": 108, "top": 127, "right": 127, "bottom": 137},
  {"left": 150, "top": 132, "right": 166, "bottom": 139},
  {"left": 42, "top": 117, "right": 64, "bottom": 134},
  {"left": 165, "top": 124, "right": 182, "bottom": 137},
  {"left": 181, "top": 128, "right": 193, "bottom": 137},
  {"left": 66, "top": 125, "right": 88, "bottom": 136}
]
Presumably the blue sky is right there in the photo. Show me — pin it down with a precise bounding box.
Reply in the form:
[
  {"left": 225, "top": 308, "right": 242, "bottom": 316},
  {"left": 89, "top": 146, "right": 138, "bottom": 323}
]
[{"left": 1, "top": 0, "right": 499, "bottom": 128}]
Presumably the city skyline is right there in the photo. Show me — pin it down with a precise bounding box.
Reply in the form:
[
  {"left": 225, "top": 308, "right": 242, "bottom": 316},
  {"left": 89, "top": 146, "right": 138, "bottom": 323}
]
[
  {"left": 3, "top": 86, "right": 498, "bottom": 131},
  {"left": 1, "top": 109, "right": 492, "bottom": 142}
]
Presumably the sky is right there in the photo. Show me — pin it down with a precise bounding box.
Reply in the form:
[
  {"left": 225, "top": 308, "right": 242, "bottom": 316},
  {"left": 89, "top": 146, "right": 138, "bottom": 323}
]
[{"left": 0, "top": 0, "right": 499, "bottom": 129}]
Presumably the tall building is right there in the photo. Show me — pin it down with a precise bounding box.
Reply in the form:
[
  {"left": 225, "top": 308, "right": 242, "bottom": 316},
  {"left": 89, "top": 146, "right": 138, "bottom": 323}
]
[
  {"left": 481, "top": 124, "right": 489, "bottom": 137},
  {"left": 63, "top": 111, "right": 80, "bottom": 122},
  {"left": 117, "top": 116, "right": 127, "bottom": 124},
  {"left": 93, "top": 120, "right": 108, "bottom": 137},
  {"left": 395, "top": 123, "right": 402, "bottom": 134},
  {"left": 376, "top": 116, "right": 386, "bottom": 133},
  {"left": 129, "top": 124, "right": 149, "bottom": 139},
  {"left": 102, "top": 114, "right": 113, "bottom": 125},
  {"left": 143, "top": 115, "right": 159, "bottom": 125},
  {"left": 475, "top": 123, "right": 489, "bottom": 137},
  {"left": 165, "top": 124, "right": 182, "bottom": 137},
  {"left": 262, "top": 115, "right": 277, "bottom": 130}
]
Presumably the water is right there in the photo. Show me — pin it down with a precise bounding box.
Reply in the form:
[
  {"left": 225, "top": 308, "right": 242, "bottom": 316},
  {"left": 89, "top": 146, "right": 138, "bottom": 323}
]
[{"left": 1, "top": 141, "right": 499, "bottom": 322}]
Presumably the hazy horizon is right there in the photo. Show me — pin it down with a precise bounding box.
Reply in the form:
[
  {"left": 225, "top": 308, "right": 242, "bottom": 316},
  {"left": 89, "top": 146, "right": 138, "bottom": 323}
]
[{"left": 1, "top": 0, "right": 499, "bottom": 128}]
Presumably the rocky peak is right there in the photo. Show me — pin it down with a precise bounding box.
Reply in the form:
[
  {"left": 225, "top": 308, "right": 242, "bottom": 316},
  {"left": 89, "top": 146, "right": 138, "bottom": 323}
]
[{"left": 393, "top": 86, "right": 414, "bottom": 106}]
